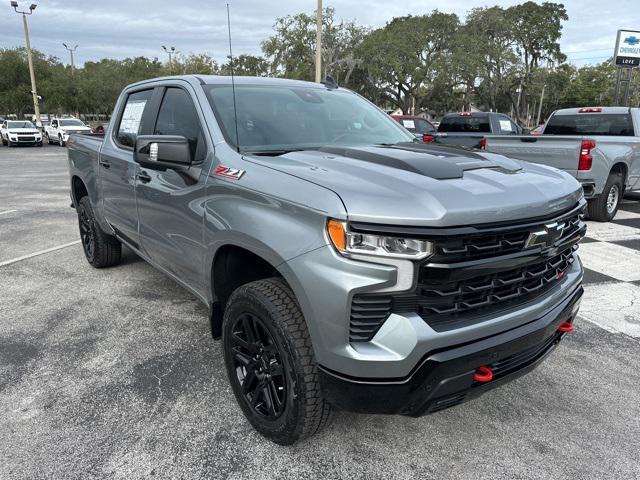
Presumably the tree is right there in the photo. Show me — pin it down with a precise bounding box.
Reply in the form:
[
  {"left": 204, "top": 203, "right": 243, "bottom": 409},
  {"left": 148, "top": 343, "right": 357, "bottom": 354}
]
[
  {"left": 220, "top": 54, "right": 269, "bottom": 77},
  {"left": 262, "top": 7, "right": 367, "bottom": 84},
  {"left": 358, "top": 12, "right": 459, "bottom": 113},
  {"left": 506, "top": 2, "right": 568, "bottom": 120}
]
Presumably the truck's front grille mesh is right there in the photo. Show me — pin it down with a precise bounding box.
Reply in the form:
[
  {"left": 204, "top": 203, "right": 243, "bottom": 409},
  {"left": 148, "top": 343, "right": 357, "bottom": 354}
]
[
  {"left": 349, "top": 205, "right": 585, "bottom": 342},
  {"left": 404, "top": 247, "right": 575, "bottom": 319},
  {"left": 432, "top": 210, "right": 584, "bottom": 263}
]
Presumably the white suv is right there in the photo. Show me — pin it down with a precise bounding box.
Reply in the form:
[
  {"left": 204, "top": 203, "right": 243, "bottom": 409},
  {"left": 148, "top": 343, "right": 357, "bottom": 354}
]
[
  {"left": 45, "top": 118, "right": 92, "bottom": 146},
  {"left": 1, "top": 120, "right": 43, "bottom": 147}
]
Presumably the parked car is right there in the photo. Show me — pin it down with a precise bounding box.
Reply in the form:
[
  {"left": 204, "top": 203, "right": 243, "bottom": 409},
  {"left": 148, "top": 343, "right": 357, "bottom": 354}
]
[
  {"left": 391, "top": 115, "right": 437, "bottom": 142},
  {"left": 530, "top": 125, "right": 545, "bottom": 135},
  {"left": 485, "top": 106, "right": 640, "bottom": 221},
  {"left": 44, "top": 117, "right": 92, "bottom": 146},
  {"left": 0, "top": 119, "right": 43, "bottom": 147},
  {"left": 435, "top": 112, "right": 525, "bottom": 148},
  {"left": 67, "top": 75, "right": 585, "bottom": 444}
]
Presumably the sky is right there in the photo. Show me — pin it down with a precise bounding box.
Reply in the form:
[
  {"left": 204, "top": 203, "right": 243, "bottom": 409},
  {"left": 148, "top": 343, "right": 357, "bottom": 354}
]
[{"left": 0, "top": 0, "right": 638, "bottom": 68}]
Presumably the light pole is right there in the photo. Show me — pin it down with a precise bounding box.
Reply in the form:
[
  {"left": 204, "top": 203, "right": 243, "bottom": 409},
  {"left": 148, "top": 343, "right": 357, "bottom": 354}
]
[
  {"left": 62, "top": 42, "right": 78, "bottom": 76},
  {"left": 162, "top": 45, "right": 177, "bottom": 73},
  {"left": 315, "top": 0, "right": 322, "bottom": 83},
  {"left": 11, "top": 1, "right": 41, "bottom": 126}
]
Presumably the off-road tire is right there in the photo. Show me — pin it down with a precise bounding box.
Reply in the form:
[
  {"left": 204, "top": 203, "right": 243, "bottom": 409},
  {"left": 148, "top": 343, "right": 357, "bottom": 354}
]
[
  {"left": 77, "top": 196, "right": 122, "bottom": 268},
  {"left": 587, "top": 172, "right": 623, "bottom": 222},
  {"left": 222, "top": 277, "right": 333, "bottom": 445}
]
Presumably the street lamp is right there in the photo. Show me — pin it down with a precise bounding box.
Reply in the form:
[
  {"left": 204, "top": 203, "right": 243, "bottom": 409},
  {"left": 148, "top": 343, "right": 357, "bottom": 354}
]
[
  {"left": 162, "top": 45, "right": 178, "bottom": 73},
  {"left": 62, "top": 43, "right": 78, "bottom": 76},
  {"left": 10, "top": 1, "right": 41, "bottom": 126}
]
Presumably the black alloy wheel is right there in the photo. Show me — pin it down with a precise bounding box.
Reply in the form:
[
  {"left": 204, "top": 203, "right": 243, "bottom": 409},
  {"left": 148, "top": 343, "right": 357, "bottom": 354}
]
[
  {"left": 229, "top": 312, "right": 287, "bottom": 419},
  {"left": 78, "top": 202, "right": 96, "bottom": 262}
]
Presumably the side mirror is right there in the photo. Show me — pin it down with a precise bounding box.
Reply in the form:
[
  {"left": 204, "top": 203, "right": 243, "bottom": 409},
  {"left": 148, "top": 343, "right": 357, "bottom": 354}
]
[{"left": 134, "top": 135, "right": 192, "bottom": 168}]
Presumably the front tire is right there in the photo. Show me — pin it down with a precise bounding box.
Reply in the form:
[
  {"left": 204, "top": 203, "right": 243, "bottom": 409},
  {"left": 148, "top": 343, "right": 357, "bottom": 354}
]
[
  {"left": 222, "top": 278, "right": 333, "bottom": 445},
  {"left": 59, "top": 135, "right": 66, "bottom": 147},
  {"left": 45, "top": 133, "right": 52, "bottom": 145},
  {"left": 76, "top": 196, "right": 122, "bottom": 268},
  {"left": 587, "top": 172, "right": 623, "bottom": 222}
]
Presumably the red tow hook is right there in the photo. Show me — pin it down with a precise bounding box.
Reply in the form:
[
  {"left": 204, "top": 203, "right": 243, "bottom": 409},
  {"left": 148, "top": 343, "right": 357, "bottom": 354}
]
[
  {"left": 473, "top": 365, "right": 493, "bottom": 383},
  {"left": 558, "top": 321, "right": 574, "bottom": 333}
]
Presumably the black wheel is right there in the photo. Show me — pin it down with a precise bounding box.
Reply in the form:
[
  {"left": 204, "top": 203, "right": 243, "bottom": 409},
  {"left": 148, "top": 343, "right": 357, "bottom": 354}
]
[
  {"left": 1, "top": 137, "right": 6, "bottom": 146},
  {"left": 59, "top": 135, "right": 66, "bottom": 147},
  {"left": 45, "top": 133, "right": 52, "bottom": 145},
  {"left": 7, "top": 140, "right": 14, "bottom": 147},
  {"left": 223, "top": 278, "right": 332, "bottom": 445},
  {"left": 77, "top": 196, "right": 122, "bottom": 268},
  {"left": 587, "top": 172, "right": 623, "bottom": 222}
]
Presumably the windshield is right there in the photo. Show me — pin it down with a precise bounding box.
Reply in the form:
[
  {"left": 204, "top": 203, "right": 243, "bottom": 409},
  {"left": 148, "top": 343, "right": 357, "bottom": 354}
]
[
  {"left": 59, "top": 119, "right": 85, "bottom": 127},
  {"left": 438, "top": 116, "right": 491, "bottom": 133},
  {"left": 544, "top": 114, "right": 634, "bottom": 136},
  {"left": 203, "top": 84, "right": 414, "bottom": 152},
  {"left": 7, "top": 121, "right": 35, "bottom": 129}
]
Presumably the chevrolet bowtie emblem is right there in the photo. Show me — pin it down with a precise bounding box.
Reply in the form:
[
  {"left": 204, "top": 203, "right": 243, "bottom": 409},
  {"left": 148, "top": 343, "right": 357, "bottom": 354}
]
[{"left": 525, "top": 222, "right": 566, "bottom": 249}]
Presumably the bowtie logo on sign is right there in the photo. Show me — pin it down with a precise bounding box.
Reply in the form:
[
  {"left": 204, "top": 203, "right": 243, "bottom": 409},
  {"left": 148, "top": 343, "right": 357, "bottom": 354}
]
[{"left": 623, "top": 36, "right": 640, "bottom": 46}]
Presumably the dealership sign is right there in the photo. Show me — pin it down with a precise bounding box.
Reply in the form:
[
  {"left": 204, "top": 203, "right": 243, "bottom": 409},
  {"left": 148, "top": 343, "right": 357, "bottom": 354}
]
[{"left": 614, "top": 30, "right": 640, "bottom": 67}]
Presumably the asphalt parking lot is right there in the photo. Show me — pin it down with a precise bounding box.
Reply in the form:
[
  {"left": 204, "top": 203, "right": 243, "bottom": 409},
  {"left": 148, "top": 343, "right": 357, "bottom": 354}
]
[{"left": 1, "top": 144, "right": 640, "bottom": 480}]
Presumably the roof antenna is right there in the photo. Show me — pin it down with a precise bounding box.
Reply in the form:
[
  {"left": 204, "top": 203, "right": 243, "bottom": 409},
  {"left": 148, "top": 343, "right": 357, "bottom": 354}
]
[
  {"left": 321, "top": 75, "right": 338, "bottom": 89},
  {"left": 226, "top": 3, "right": 240, "bottom": 153}
]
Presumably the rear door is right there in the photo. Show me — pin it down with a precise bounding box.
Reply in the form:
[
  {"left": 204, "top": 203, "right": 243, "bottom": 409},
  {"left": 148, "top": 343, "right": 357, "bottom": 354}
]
[
  {"left": 135, "top": 85, "right": 210, "bottom": 293},
  {"left": 99, "top": 88, "right": 156, "bottom": 249}
]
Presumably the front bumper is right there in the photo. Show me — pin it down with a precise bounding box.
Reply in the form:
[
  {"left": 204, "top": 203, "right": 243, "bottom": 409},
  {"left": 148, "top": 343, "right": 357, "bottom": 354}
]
[
  {"left": 9, "top": 136, "right": 42, "bottom": 144},
  {"left": 319, "top": 285, "right": 582, "bottom": 416}
]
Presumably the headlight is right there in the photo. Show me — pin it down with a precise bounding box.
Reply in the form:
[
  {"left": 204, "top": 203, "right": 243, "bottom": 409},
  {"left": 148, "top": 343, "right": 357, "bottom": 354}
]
[{"left": 327, "top": 219, "right": 433, "bottom": 260}]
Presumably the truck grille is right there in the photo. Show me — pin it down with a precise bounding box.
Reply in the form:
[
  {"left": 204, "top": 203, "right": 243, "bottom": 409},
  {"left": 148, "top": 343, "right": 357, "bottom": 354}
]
[
  {"left": 349, "top": 204, "right": 585, "bottom": 342},
  {"left": 402, "top": 246, "right": 575, "bottom": 319},
  {"left": 432, "top": 208, "right": 583, "bottom": 263},
  {"left": 17, "top": 136, "right": 36, "bottom": 142}
]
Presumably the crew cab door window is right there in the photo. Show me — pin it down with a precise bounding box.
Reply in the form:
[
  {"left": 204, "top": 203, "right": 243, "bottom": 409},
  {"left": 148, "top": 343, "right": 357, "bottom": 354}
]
[
  {"left": 154, "top": 87, "right": 206, "bottom": 162},
  {"left": 115, "top": 89, "right": 154, "bottom": 148}
]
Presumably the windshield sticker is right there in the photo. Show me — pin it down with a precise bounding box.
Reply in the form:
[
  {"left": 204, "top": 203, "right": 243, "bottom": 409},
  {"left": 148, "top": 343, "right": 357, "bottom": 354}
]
[
  {"left": 119, "top": 100, "right": 147, "bottom": 135},
  {"left": 499, "top": 119, "right": 513, "bottom": 132},
  {"left": 402, "top": 119, "right": 416, "bottom": 129}
]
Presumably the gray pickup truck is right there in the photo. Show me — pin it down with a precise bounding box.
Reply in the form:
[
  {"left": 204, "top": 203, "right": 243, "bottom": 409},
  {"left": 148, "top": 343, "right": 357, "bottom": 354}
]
[
  {"left": 434, "top": 111, "right": 525, "bottom": 149},
  {"left": 67, "top": 75, "right": 585, "bottom": 444},
  {"left": 485, "top": 107, "right": 640, "bottom": 221}
]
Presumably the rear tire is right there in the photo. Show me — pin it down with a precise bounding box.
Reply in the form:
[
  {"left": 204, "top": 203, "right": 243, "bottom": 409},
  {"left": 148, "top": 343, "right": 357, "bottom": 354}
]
[
  {"left": 222, "top": 277, "right": 333, "bottom": 445},
  {"left": 587, "top": 172, "right": 623, "bottom": 222},
  {"left": 77, "top": 196, "right": 122, "bottom": 268}
]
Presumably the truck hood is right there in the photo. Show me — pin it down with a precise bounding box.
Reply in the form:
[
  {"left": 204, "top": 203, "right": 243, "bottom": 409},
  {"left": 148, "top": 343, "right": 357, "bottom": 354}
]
[
  {"left": 6, "top": 128, "right": 40, "bottom": 134},
  {"left": 247, "top": 144, "right": 582, "bottom": 226}
]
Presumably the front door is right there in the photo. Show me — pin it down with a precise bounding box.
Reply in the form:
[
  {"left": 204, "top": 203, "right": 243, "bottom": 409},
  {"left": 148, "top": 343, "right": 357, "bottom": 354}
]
[
  {"left": 135, "top": 86, "right": 210, "bottom": 293},
  {"left": 99, "top": 88, "right": 155, "bottom": 248}
]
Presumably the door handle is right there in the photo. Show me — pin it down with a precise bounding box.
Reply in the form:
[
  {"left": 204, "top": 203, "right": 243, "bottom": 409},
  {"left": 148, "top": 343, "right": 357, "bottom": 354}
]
[
  {"left": 136, "top": 171, "right": 152, "bottom": 183},
  {"left": 99, "top": 159, "right": 111, "bottom": 168}
]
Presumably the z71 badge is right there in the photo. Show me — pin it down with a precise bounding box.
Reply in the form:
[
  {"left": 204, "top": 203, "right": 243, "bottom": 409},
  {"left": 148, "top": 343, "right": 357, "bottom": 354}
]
[{"left": 214, "top": 165, "right": 245, "bottom": 180}]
